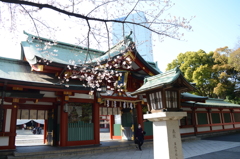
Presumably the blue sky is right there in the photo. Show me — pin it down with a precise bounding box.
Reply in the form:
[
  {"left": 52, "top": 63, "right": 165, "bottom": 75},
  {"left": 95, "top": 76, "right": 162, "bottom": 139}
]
[
  {"left": 0, "top": 0, "right": 239, "bottom": 72},
  {"left": 154, "top": 0, "right": 240, "bottom": 71}
]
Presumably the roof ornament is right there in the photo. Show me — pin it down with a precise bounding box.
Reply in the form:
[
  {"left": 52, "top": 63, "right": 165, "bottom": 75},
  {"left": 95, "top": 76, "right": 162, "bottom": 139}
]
[{"left": 124, "top": 31, "right": 133, "bottom": 44}]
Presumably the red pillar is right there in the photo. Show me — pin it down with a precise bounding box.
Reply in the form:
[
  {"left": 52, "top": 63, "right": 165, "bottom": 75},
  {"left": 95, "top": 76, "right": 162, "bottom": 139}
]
[
  {"left": 44, "top": 120, "right": 47, "bottom": 144},
  {"left": 136, "top": 102, "right": 143, "bottom": 128},
  {"left": 230, "top": 109, "right": 235, "bottom": 128},
  {"left": 109, "top": 115, "right": 114, "bottom": 139},
  {"left": 93, "top": 101, "right": 100, "bottom": 144},
  {"left": 192, "top": 107, "right": 197, "bottom": 136},
  {"left": 59, "top": 104, "right": 68, "bottom": 147},
  {"left": 207, "top": 109, "right": 212, "bottom": 131},
  {"left": 219, "top": 109, "right": 224, "bottom": 130},
  {"left": 9, "top": 104, "right": 18, "bottom": 149}
]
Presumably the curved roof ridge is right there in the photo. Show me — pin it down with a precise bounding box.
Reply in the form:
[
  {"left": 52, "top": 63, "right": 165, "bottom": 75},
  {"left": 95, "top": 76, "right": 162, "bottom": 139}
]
[
  {"left": 145, "top": 67, "right": 179, "bottom": 83},
  {"left": 23, "top": 31, "right": 105, "bottom": 54}
]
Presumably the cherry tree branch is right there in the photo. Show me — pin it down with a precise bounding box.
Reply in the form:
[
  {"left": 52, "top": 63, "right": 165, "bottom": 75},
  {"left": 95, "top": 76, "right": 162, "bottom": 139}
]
[
  {"left": 86, "top": 0, "right": 117, "bottom": 16},
  {"left": 123, "top": 0, "right": 139, "bottom": 22},
  {"left": 85, "top": 19, "right": 92, "bottom": 63},
  {"left": 105, "top": 22, "right": 110, "bottom": 51},
  {"left": 20, "top": 4, "right": 40, "bottom": 37},
  {"left": 0, "top": 0, "right": 187, "bottom": 39}
]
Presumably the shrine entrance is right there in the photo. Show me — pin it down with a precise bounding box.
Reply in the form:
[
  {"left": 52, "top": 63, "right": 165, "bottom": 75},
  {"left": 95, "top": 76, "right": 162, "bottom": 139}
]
[
  {"left": 15, "top": 108, "right": 58, "bottom": 146},
  {"left": 99, "top": 103, "right": 140, "bottom": 141},
  {"left": 121, "top": 108, "right": 137, "bottom": 140}
]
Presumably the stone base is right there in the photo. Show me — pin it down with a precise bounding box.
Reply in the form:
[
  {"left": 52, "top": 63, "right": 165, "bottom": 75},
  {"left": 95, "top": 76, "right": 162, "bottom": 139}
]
[{"left": 144, "top": 112, "right": 186, "bottom": 159}]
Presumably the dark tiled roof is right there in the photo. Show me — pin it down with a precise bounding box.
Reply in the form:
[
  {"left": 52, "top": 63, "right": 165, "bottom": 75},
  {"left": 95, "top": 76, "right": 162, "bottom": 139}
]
[
  {"left": 0, "top": 58, "right": 88, "bottom": 90},
  {"left": 182, "top": 98, "right": 240, "bottom": 108},
  {"left": 131, "top": 67, "right": 194, "bottom": 95},
  {"left": 21, "top": 31, "right": 161, "bottom": 75},
  {"left": 21, "top": 31, "right": 105, "bottom": 65},
  {"left": 181, "top": 92, "right": 208, "bottom": 100}
]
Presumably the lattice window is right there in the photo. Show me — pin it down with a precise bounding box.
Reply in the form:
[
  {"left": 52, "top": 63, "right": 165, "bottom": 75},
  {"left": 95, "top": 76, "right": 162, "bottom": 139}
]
[
  {"left": 165, "top": 91, "right": 178, "bottom": 109},
  {"left": 149, "top": 91, "right": 163, "bottom": 110},
  {"left": 180, "top": 113, "right": 192, "bottom": 126}
]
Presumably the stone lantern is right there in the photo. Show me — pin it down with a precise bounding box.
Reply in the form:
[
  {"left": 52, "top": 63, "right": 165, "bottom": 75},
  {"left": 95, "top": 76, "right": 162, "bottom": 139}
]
[
  {"left": 146, "top": 87, "right": 180, "bottom": 113},
  {"left": 131, "top": 67, "right": 195, "bottom": 159}
]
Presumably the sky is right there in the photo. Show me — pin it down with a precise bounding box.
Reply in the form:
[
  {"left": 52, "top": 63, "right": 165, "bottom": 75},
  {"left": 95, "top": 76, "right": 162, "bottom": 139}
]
[
  {"left": 0, "top": 0, "right": 240, "bottom": 72},
  {"left": 153, "top": 0, "right": 240, "bottom": 71}
]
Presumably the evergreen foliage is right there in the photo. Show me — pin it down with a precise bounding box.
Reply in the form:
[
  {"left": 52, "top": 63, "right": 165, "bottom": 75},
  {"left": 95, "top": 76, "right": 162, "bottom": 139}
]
[{"left": 167, "top": 47, "right": 240, "bottom": 104}]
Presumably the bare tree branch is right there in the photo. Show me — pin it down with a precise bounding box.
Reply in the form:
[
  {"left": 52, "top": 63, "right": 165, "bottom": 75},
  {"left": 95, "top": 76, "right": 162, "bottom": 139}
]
[
  {"left": 72, "top": 0, "right": 74, "bottom": 13},
  {"left": 85, "top": 19, "right": 92, "bottom": 63},
  {"left": 0, "top": 0, "right": 194, "bottom": 93},
  {"left": 20, "top": 4, "right": 40, "bottom": 37},
  {"left": 0, "top": 0, "right": 189, "bottom": 39},
  {"left": 86, "top": 0, "right": 117, "bottom": 16},
  {"left": 123, "top": 0, "right": 139, "bottom": 22},
  {"left": 148, "top": 1, "right": 170, "bottom": 28},
  {"left": 105, "top": 22, "right": 110, "bottom": 51},
  {"left": 32, "top": 18, "right": 52, "bottom": 30}
]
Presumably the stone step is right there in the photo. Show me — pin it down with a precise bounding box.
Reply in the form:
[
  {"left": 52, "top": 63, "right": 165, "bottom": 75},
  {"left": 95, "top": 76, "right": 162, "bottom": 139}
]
[{"left": 7, "top": 141, "right": 153, "bottom": 159}]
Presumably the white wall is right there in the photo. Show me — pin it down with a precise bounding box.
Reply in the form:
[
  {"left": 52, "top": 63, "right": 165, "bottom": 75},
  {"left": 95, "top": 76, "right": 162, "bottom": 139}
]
[
  {"left": 224, "top": 125, "right": 233, "bottom": 129},
  {"left": 180, "top": 127, "right": 194, "bottom": 134},
  {"left": 197, "top": 127, "right": 210, "bottom": 132},
  {"left": 212, "top": 125, "right": 222, "bottom": 130},
  {"left": 196, "top": 108, "right": 206, "bottom": 111},
  {"left": 5, "top": 109, "right": 11, "bottom": 132},
  {"left": 0, "top": 137, "right": 9, "bottom": 146},
  {"left": 235, "top": 124, "right": 240, "bottom": 128},
  {"left": 73, "top": 93, "right": 94, "bottom": 99}
]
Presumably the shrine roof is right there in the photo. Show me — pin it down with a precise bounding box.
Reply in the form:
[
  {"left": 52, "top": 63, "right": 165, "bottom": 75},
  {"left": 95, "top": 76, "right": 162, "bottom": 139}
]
[
  {"left": 131, "top": 67, "right": 195, "bottom": 95},
  {"left": 146, "top": 61, "right": 162, "bottom": 73},
  {"left": 0, "top": 57, "right": 89, "bottom": 90},
  {"left": 21, "top": 31, "right": 161, "bottom": 75},
  {"left": 21, "top": 31, "right": 132, "bottom": 66},
  {"left": 182, "top": 98, "right": 240, "bottom": 108},
  {"left": 181, "top": 92, "right": 208, "bottom": 100},
  {"left": 134, "top": 54, "right": 161, "bottom": 75},
  {"left": 21, "top": 31, "right": 105, "bottom": 65},
  {"left": 203, "top": 98, "right": 240, "bottom": 107}
]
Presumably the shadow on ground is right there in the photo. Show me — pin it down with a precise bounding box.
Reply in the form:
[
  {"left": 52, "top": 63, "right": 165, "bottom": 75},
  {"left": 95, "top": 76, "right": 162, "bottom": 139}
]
[{"left": 201, "top": 133, "right": 240, "bottom": 142}]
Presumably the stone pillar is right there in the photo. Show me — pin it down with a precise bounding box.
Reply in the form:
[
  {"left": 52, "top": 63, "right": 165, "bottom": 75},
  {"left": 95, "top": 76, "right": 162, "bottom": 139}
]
[{"left": 144, "top": 112, "right": 186, "bottom": 159}]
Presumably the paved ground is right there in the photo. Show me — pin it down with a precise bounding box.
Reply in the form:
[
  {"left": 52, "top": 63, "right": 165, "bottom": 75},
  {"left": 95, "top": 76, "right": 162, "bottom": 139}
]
[
  {"left": 15, "top": 130, "right": 240, "bottom": 159},
  {"left": 187, "top": 134, "right": 240, "bottom": 159},
  {"left": 16, "top": 129, "right": 111, "bottom": 145}
]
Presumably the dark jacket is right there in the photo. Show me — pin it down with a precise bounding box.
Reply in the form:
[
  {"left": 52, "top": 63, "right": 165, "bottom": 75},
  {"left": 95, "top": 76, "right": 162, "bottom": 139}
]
[{"left": 136, "top": 128, "right": 144, "bottom": 139}]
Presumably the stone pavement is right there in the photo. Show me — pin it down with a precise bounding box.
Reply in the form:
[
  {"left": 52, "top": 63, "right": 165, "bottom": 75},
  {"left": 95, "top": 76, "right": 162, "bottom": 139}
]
[
  {"left": 10, "top": 131, "right": 240, "bottom": 159},
  {"left": 41, "top": 138, "right": 240, "bottom": 159},
  {"left": 15, "top": 130, "right": 112, "bottom": 146}
]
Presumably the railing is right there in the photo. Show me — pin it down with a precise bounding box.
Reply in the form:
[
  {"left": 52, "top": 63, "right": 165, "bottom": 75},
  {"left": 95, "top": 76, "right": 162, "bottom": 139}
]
[
  {"left": 144, "top": 121, "right": 153, "bottom": 136},
  {"left": 68, "top": 121, "right": 94, "bottom": 141}
]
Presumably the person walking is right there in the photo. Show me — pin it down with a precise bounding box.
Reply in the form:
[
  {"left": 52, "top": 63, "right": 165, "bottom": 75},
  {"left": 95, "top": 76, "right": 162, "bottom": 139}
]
[{"left": 135, "top": 124, "right": 144, "bottom": 151}]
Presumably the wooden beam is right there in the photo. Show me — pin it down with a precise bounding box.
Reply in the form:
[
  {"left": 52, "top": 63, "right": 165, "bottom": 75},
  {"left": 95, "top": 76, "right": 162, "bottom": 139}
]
[
  {"left": 12, "top": 87, "right": 23, "bottom": 91},
  {"left": 6, "top": 84, "right": 90, "bottom": 93},
  {"left": 18, "top": 104, "right": 56, "bottom": 110}
]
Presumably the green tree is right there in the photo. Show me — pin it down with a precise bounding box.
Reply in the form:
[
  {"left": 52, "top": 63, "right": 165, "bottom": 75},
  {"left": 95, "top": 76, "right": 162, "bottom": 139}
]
[
  {"left": 212, "top": 47, "right": 235, "bottom": 99},
  {"left": 167, "top": 49, "right": 217, "bottom": 97},
  {"left": 228, "top": 47, "right": 240, "bottom": 103},
  {"left": 167, "top": 47, "right": 240, "bottom": 102},
  {"left": 229, "top": 48, "right": 240, "bottom": 72}
]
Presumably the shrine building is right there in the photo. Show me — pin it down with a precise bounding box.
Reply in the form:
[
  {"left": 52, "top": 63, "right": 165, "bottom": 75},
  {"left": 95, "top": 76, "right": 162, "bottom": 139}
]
[{"left": 0, "top": 31, "right": 240, "bottom": 150}]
